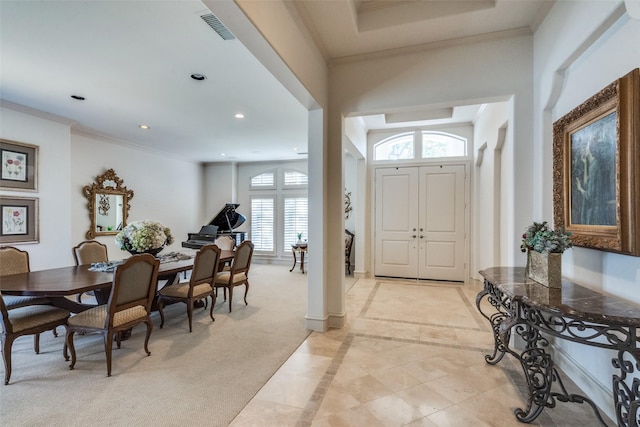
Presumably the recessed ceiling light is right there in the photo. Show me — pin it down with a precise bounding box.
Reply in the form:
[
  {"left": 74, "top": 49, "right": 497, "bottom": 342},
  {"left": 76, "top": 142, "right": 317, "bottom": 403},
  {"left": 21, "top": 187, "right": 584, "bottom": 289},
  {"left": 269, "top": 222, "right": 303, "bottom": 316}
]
[
  {"left": 191, "top": 73, "right": 207, "bottom": 81},
  {"left": 139, "top": 125, "right": 150, "bottom": 130},
  {"left": 220, "top": 153, "right": 226, "bottom": 157},
  {"left": 293, "top": 147, "right": 298, "bottom": 152},
  {"left": 235, "top": 113, "right": 245, "bottom": 119},
  {"left": 71, "top": 95, "right": 85, "bottom": 101}
]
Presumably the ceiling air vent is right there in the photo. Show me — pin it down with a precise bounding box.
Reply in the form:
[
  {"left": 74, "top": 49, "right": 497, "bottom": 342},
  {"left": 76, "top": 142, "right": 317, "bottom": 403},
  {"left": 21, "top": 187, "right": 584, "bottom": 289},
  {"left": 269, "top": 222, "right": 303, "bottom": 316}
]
[{"left": 201, "top": 13, "right": 235, "bottom": 40}]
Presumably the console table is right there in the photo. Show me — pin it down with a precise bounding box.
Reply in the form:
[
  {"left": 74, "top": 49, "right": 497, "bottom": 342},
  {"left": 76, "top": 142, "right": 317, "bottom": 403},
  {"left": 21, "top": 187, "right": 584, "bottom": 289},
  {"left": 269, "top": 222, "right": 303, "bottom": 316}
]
[
  {"left": 476, "top": 267, "right": 640, "bottom": 426},
  {"left": 290, "top": 244, "right": 307, "bottom": 273}
]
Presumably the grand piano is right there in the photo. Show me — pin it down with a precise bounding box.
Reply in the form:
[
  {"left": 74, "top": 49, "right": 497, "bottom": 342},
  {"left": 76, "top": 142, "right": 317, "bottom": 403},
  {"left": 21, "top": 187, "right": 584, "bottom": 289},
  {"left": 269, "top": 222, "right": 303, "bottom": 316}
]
[{"left": 182, "top": 203, "right": 247, "bottom": 249}]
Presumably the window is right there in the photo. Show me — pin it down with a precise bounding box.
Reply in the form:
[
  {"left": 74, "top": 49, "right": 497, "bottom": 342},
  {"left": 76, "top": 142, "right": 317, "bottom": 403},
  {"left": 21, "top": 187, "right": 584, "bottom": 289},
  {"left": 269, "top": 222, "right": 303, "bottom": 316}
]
[
  {"left": 284, "top": 170, "right": 308, "bottom": 186},
  {"left": 421, "top": 131, "right": 466, "bottom": 158},
  {"left": 373, "top": 133, "right": 414, "bottom": 161},
  {"left": 250, "top": 198, "right": 274, "bottom": 251},
  {"left": 248, "top": 167, "right": 308, "bottom": 257},
  {"left": 284, "top": 197, "right": 308, "bottom": 247},
  {"left": 251, "top": 172, "right": 275, "bottom": 188}
]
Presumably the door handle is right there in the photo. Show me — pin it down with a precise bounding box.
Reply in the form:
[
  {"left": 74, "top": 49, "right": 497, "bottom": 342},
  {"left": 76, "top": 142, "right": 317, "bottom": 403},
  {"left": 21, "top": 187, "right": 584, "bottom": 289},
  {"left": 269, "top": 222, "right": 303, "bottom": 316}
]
[
  {"left": 420, "top": 235, "right": 424, "bottom": 239},
  {"left": 412, "top": 235, "right": 417, "bottom": 239}
]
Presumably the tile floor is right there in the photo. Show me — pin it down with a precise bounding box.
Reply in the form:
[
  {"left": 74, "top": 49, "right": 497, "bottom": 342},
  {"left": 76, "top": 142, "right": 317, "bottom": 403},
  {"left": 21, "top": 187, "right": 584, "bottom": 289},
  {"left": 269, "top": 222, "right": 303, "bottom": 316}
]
[{"left": 230, "top": 277, "right": 614, "bottom": 427}]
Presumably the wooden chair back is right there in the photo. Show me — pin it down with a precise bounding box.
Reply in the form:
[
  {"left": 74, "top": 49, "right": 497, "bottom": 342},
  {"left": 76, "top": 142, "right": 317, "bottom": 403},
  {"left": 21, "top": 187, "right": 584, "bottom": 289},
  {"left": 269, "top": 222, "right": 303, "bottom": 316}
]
[
  {"left": 345, "top": 230, "right": 355, "bottom": 274},
  {"left": 106, "top": 254, "right": 160, "bottom": 325},
  {"left": 0, "top": 246, "right": 30, "bottom": 276},
  {"left": 73, "top": 241, "right": 108, "bottom": 265},
  {"left": 191, "top": 244, "right": 221, "bottom": 289},
  {"left": 230, "top": 240, "right": 253, "bottom": 275},
  {"left": 214, "top": 235, "right": 235, "bottom": 251}
]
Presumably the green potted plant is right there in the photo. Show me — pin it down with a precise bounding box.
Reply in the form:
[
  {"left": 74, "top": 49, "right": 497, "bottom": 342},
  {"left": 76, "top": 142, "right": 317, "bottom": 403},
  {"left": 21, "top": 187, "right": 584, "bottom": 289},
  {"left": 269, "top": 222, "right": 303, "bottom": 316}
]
[{"left": 521, "top": 221, "right": 573, "bottom": 287}]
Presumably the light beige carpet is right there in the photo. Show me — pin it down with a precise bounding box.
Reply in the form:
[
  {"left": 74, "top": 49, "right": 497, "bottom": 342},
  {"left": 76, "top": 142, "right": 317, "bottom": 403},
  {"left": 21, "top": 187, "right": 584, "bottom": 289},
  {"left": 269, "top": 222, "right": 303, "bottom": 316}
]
[{"left": 0, "top": 263, "right": 310, "bottom": 427}]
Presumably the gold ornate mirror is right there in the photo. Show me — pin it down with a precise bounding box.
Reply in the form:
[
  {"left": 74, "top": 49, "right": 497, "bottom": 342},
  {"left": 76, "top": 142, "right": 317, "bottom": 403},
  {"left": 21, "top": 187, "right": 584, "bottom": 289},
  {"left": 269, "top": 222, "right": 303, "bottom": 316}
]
[{"left": 83, "top": 169, "right": 134, "bottom": 239}]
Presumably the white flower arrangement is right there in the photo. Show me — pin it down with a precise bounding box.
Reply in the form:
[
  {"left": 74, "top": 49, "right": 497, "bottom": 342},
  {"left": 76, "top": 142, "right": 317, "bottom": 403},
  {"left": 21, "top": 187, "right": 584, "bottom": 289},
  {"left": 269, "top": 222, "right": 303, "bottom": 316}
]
[{"left": 115, "top": 220, "right": 174, "bottom": 253}]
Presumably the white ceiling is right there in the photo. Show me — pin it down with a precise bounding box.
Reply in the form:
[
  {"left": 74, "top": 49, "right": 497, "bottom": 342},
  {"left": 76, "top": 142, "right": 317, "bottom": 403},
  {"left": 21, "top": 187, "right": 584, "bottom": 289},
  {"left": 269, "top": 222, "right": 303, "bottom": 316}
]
[{"left": 0, "top": 0, "right": 552, "bottom": 163}]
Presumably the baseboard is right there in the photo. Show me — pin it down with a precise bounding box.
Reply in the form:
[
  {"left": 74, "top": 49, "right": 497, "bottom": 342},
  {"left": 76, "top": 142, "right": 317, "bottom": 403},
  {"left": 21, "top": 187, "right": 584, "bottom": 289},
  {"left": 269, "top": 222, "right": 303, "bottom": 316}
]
[
  {"left": 328, "top": 312, "right": 346, "bottom": 329},
  {"left": 305, "top": 315, "right": 328, "bottom": 332},
  {"left": 552, "top": 344, "right": 615, "bottom": 423}
]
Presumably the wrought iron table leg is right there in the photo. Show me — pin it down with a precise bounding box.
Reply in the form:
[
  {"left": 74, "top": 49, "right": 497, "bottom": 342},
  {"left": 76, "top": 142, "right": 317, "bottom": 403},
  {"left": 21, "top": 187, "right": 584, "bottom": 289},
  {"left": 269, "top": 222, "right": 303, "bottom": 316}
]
[
  {"left": 508, "top": 324, "right": 609, "bottom": 426},
  {"left": 613, "top": 349, "right": 640, "bottom": 427},
  {"left": 476, "top": 285, "right": 509, "bottom": 365}
]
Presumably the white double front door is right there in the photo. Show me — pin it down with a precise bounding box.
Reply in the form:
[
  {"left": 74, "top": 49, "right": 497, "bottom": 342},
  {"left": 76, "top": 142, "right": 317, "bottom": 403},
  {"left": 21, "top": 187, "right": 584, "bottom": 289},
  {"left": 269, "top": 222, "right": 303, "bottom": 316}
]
[{"left": 374, "top": 164, "right": 467, "bottom": 281}]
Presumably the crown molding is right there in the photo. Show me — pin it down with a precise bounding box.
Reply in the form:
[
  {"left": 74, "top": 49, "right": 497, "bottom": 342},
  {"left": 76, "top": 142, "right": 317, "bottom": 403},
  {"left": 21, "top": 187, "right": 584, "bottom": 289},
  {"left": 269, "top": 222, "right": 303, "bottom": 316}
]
[
  {"left": 329, "top": 26, "right": 533, "bottom": 66},
  {"left": 0, "top": 99, "right": 77, "bottom": 126}
]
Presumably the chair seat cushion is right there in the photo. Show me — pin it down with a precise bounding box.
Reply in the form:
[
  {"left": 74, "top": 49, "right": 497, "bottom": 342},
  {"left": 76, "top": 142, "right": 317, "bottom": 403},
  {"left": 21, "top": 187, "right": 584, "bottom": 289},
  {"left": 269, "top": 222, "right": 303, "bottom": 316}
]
[
  {"left": 159, "top": 281, "right": 213, "bottom": 299},
  {"left": 68, "top": 305, "right": 147, "bottom": 329},
  {"left": 8, "top": 305, "right": 69, "bottom": 333},
  {"left": 4, "top": 295, "right": 50, "bottom": 309},
  {"left": 214, "top": 271, "right": 247, "bottom": 285}
]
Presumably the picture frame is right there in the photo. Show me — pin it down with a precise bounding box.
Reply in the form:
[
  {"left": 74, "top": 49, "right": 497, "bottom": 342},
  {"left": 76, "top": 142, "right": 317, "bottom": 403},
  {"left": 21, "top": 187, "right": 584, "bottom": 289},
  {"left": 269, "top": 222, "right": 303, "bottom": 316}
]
[
  {"left": 553, "top": 68, "right": 639, "bottom": 256},
  {"left": 0, "top": 139, "right": 38, "bottom": 191},
  {"left": 0, "top": 196, "right": 39, "bottom": 244}
]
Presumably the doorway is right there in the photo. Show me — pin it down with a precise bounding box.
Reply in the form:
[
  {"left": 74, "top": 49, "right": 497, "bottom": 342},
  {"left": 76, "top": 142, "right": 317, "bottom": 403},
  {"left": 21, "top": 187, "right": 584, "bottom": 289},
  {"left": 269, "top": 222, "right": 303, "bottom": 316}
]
[{"left": 374, "top": 164, "right": 468, "bottom": 281}]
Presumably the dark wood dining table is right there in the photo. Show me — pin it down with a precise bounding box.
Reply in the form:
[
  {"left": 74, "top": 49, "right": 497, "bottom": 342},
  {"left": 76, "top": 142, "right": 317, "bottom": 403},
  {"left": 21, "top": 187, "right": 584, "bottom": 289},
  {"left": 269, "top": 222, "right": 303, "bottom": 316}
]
[{"left": 0, "top": 250, "right": 235, "bottom": 313}]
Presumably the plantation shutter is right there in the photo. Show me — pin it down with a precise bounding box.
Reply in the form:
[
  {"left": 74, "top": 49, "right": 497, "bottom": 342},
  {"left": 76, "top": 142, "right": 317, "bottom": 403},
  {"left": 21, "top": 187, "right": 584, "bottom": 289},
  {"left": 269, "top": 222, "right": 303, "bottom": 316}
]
[
  {"left": 284, "top": 197, "right": 308, "bottom": 248},
  {"left": 251, "top": 198, "right": 274, "bottom": 251}
]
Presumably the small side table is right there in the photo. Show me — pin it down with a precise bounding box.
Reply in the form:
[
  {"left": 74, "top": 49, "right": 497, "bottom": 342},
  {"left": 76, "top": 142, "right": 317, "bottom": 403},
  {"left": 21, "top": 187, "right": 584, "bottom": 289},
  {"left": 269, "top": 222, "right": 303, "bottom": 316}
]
[{"left": 290, "top": 244, "right": 308, "bottom": 273}]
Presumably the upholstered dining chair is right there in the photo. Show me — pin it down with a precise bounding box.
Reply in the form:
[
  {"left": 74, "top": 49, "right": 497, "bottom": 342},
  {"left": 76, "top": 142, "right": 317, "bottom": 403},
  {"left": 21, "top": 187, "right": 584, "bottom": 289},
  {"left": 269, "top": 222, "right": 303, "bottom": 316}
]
[
  {"left": 64, "top": 253, "right": 160, "bottom": 377},
  {"left": 214, "top": 235, "right": 235, "bottom": 270},
  {"left": 72, "top": 240, "right": 109, "bottom": 302},
  {"left": 0, "top": 292, "right": 70, "bottom": 385},
  {"left": 0, "top": 246, "right": 50, "bottom": 308},
  {"left": 0, "top": 246, "right": 55, "bottom": 350},
  {"left": 157, "top": 244, "right": 220, "bottom": 332},
  {"left": 214, "top": 235, "right": 235, "bottom": 251},
  {"left": 345, "top": 230, "right": 355, "bottom": 275},
  {"left": 213, "top": 240, "right": 254, "bottom": 312}
]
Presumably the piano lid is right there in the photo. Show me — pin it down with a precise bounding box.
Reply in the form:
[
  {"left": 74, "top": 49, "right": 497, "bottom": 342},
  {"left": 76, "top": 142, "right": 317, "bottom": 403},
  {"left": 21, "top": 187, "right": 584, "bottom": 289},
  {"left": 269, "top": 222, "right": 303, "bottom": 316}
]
[{"left": 208, "top": 203, "right": 246, "bottom": 232}]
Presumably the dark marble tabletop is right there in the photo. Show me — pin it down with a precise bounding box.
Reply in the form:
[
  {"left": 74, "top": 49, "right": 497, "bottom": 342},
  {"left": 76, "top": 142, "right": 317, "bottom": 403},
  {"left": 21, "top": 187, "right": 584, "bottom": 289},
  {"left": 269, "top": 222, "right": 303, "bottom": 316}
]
[{"left": 480, "top": 267, "right": 640, "bottom": 327}]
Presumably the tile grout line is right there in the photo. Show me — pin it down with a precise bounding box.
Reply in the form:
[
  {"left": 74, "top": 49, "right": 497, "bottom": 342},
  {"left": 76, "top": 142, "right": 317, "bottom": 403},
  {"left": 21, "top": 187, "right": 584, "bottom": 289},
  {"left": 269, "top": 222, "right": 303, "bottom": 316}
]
[{"left": 295, "top": 334, "right": 355, "bottom": 427}]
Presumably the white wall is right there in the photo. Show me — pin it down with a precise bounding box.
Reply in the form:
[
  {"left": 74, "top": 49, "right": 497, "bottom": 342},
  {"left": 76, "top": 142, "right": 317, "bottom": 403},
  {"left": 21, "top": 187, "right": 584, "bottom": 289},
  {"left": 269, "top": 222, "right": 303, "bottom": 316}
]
[
  {"left": 0, "top": 107, "right": 72, "bottom": 270},
  {"left": 472, "top": 101, "right": 511, "bottom": 277},
  {"left": 533, "top": 0, "right": 640, "bottom": 419},
  {"left": 331, "top": 35, "right": 535, "bottom": 280},
  {"left": 344, "top": 116, "right": 368, "bottom": 275},
  {"left": 70, "top": 132, "right": 202, "bottom": 261},
  {"left": 203, "top": 162, "right": 237, "bottom": 225},
  {"left": 0, "top": 105, "right": 203, "bottom": 269}
]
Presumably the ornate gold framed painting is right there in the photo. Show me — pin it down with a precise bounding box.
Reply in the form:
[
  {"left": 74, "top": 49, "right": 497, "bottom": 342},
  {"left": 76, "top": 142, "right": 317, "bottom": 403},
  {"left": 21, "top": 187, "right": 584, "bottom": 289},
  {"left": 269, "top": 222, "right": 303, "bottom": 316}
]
[
  {"left": 0, "top": 139, "right": 38, "bottom": 191},
  {"left": 553, "top": 68, "right": 639, "bottom": 256},
  {"left": 0, "top": 196, "right": 39, "bottom": 244}
]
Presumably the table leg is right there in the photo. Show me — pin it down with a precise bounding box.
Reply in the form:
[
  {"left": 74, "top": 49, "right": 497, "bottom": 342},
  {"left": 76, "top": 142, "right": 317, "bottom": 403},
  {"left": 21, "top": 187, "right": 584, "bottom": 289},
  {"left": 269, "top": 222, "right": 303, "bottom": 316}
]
[
  {"left": 300, "top": 250, "right": 305, "bottom": 274},
  {"left": 475, "top": 281, "right": 510, "bottom": 365},
  {"left": 290, "top": 248, "right": 297, "bottom": 272},
  {"left": 47, "top": 296, "right": 97, "bottom": 313},
  {"left": 613, "top": 349, "right": 640, "bottom": 426}
]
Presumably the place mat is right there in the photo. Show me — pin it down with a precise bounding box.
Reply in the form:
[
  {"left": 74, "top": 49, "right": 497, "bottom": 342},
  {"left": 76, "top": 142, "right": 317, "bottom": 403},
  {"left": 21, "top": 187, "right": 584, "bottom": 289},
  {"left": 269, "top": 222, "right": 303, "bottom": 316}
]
[
  {"left": 88, "top": 260, "right": 123, "bottom": 272},
  {"left": 157, "top": 251, "right": 193, "bottom": 263},
  {"left": 88, "top": 252, "right": 193, "bottom": 272}
]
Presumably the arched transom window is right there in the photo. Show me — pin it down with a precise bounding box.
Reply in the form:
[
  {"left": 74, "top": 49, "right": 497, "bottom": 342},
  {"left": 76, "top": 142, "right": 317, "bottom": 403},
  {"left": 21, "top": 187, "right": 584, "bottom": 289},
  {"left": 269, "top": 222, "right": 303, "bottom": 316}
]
[
  {"left": 373, "top": 132, "right": 414, "bottom": 161},
  {"left": 421, "top": 131, "right": 466, "bottom": 158},
  {"left": 374, "top": 131, "right": 467, "bottom": 161}
]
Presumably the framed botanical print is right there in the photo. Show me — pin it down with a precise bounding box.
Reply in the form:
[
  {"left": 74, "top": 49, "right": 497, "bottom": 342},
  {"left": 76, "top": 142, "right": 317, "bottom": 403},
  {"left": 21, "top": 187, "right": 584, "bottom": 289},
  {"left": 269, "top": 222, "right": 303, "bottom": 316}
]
[
  {"left": 553, "top": 68, "right": 639, "bottom": 256},
  {"left": 0, "top": 196, "right": 39, "bottom": 244},
  {"left": 0, "top": 139, "right": 39, "bottom": 191}
]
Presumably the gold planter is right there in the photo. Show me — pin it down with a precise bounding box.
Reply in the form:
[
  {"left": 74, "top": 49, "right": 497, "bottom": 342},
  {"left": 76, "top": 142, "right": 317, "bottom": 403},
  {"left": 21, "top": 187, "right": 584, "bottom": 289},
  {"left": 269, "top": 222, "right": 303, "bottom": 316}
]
[{"left": 528, "top": 251, "right": 562, "bottom": 288}]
